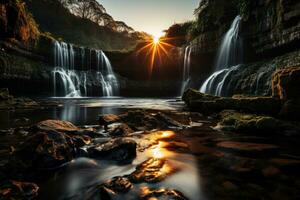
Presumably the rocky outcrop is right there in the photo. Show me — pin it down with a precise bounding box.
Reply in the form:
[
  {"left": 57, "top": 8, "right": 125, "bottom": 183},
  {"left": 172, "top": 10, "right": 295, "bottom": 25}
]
[
  {"left": 183, "top": 89, "right": 282, "bottom": 115},
  {"left": 272, "top": 67, "right": 300, "bottom": 100},
  {"left": 0, "top": 180, "right": 39, "bottom": 200},
  {"left": 0, "top": 0, "right": 39, "bottom": 44}
]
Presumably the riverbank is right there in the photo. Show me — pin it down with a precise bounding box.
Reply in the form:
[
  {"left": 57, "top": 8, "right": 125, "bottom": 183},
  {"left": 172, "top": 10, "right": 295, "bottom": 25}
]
[{"left": 0, "top": 97, "right": 299, "bottom": 200}]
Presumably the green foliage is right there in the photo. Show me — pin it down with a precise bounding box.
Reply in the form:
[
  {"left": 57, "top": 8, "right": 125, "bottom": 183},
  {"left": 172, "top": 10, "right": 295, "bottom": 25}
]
[{"left": 233, "top": 0, "right": 251, "bottom": 17}]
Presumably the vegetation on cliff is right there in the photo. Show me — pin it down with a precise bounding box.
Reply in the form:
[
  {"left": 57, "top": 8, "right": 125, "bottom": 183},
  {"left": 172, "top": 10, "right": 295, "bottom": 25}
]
[{"left": 0, "top": 0, "right": 40, "bottom": 44}]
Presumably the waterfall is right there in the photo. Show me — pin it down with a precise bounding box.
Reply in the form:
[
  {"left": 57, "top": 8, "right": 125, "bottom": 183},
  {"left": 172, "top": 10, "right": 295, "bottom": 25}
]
[
  {"left": 200, "top": 65, "right": 241, "bottom": 96},
  {"left": 200, "top": 16, "right": 243, "bottom": 96},
  {"left": 180, "top": 45, "right": 192, "bottom": 95},
  {"left": 52, "top": 41, "right": 119, "bottom": 97}
]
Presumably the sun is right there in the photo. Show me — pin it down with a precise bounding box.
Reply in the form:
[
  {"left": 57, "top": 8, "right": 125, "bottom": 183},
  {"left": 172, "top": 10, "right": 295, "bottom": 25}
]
[{"left": 153, "top": 36, "right": 160, "bottom": 45}]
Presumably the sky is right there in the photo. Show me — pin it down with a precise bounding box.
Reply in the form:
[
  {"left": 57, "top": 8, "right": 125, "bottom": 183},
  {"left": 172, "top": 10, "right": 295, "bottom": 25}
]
[{"left": 100, "top": 0, "right": 199, "bottom": 37}]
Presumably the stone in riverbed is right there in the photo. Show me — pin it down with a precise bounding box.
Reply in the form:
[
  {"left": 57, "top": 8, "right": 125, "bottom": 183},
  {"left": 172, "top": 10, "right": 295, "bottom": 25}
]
[
  {"left": 6, "top": 130, "right": 75, "bottom": 179},
  {"left": 129, "top": 158, "right": 176, "bottom": 183},
  {"left": 87, "top": 138, "right": 137, "bottom": 163},
  {"left": 108, "top": 123, "right": 134, "bottom": 137},
  {"left": 140, "top": 187, "right": 187, "bottom": 200},
  {"left": 0, "top": 180, "right": 39, "bottom": 200},
  {"left": 102, "top": 176, "right": 132, "bottom": 193},
  {"left": 118, "top": 110, "right": 182, "bottom": 131},
  {"left": 33, "top": 120, "right": 79, "bottom": 132},
  {"left": 272, "top": 67, "right": 300, "bottom": 100}
]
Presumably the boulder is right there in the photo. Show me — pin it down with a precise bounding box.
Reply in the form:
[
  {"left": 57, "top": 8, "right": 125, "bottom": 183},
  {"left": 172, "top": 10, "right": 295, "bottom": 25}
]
[
  {"left": 102, "top": 176, "right": 132, "bottom": 193},
  {"left": 183, "top": 89, "right": 282, "bottom": 115},
  {"left": 33, "top": 120, "right": 79, "bottom": 132},
  {"left": 129, "top": 158, "right": 176, "bottom": 183},
  {"left": 108, "top": 123, "right": 134, "bottom": 137},
  {"left": 216, "top": 110, "right": 300, "bottom": 134},
  {"left": 88, "top": 138, "right": 137, "bottom": 163},
  {"left": 272, "top": 67, "right": 300, "bottom": 100},
  {"left": 0, "top": 180, "right": 39, "bottom": 200},
  {"left": 140, "top": 187, "right": 187, "bottom": 200},
  {"left": 118, "top": 110, "right": 182, "bottom": 131},
  {"left": 6, "top": 130, "right": 75, "bottom": 178}
]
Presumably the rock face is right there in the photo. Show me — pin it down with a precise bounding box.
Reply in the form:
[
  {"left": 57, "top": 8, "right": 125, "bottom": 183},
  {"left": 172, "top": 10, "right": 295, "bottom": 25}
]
[
  {"left": 0, "top": 0, "right": 39, "bottom": 43},
  {"left": 272, "top": 67, "right": 300, "bottom": 100},
  {"left": 34, "top": 120, "right": 79, "bottom": 132}
]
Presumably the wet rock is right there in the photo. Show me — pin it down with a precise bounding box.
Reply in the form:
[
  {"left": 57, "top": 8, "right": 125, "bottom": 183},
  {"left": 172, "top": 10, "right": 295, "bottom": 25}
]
[
  {"left": 108, "top": 123, "right": 134, "bottom": 137},
  {"left": 182, "top": 89, "right": 281, "bottom": 115},
  {"left": 0, "top": 180, "right": 39, "bottom": 200},
  {"left": 272, "top": 67, "right": 300, "bottom": 100},
  {"left": 262, "top": 166, "right": 280, "bottom": 177},
  {"left": 98, "top": 114, "right": 120, "bottom": 126},
  {"left": 14, "top": 98, "right": 40, "bottom": 109},
  {"left": 140, "top": 187, "right": 187, "bottom": 200},
  {"left": 119, "top": 110, "right": 182, "bottom": 131},
  {"left": 88, "top": 138, "right": 137, "bottom": 163},
  {"left": 0, "top": 88, "right": 11, "bottom": 101},
  {"left": 129, "top": 158, "right": 175, "bottom": 183},
  {"left": 222, "top": 181, "right": 238, "bottom": 190},
  {"left": 6, "top": 130, "right": 75, "bottom": 178},
  {"left": 216, "top": 110, "right": 300, "bottom": 134},
  {"left": 279, "top": 99, "right": 300, "bottom": 121},
  {"left": 217, "top": 141, "right": 278, "bottom": 156},
  {"left": 33, "top": 120, "right": 79, "bottom": 132},
  {"left": 102, "top": 176, "right": 132, "bottom": 193}
]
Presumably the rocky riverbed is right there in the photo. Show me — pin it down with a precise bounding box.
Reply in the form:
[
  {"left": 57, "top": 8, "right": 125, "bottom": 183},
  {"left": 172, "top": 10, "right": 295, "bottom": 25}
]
[{"left": 0, "top": 95, "right": 300, "bottom": 200}]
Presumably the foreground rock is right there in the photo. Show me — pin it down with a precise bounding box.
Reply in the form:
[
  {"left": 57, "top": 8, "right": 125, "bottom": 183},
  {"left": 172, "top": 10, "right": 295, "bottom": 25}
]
[
  {"left": 183, "top": 89, "right": 282, "bottom": 115},
  {"left": 6, "top": 130, "right": 75, "bottom": 180},
  {"left": 33, "top": 120, "right": 80, "bottom": 132},
  {"left": 0, "top": 180, "right": 39, "bottom": 200},
  {"left": 88, "top": 138, "right": 137, "bottom": 163},
  {"left": 129, "top": 158, "right": 176, "bottom": 183},
  {"left": 216, "top": 110, "right": 300, "bottom": 134},
  {"left": 140, "top": 187, "right": 187, "bottom": 200}
]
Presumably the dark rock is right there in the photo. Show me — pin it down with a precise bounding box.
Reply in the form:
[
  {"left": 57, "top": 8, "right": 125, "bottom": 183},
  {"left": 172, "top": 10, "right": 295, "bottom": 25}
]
[
  {"left": 0, "top": 180, "right": 39, "bottom": 200},
  {"left": 119, "top": 110, "right": 182, "bottom": 131},
  {"left": 129, "top": 158, "right": 176, "bottom": 183},
  {"left": 279, "top": 99, "right": 300, "bottom": 121},
  {"left": 216, "top": 141, "right": 278, "bottom": 156},
  {"left": 272, "top": 67, "right": 300, "bottom": 100},
  {"left": 6, "top": 130, "right": 75, "bottom": 179},
  {"left": 0, "top": 88, "right": 11, "bottom": 100},
  {"left": 222, "top": 181, "right": 238, "bottom": 190},
  {"left": 216, "top": 110, "right": 300, "bottom": 133},
  {"left": 182, "top": 89, "right": 282, "bottom": 115},
  {"left": 98, "top": 114, "right": 120, "bottom": 125},
  {"left": 102, "top": 176, "right": 132, "bottom": 193},
  {"left": 33, "top": 120, "right": 79, "bottom": 132},
  {"left": 88, "top": 138, "right": 137, "bottom": 163},
  {"left": 140, "top": 187, "right": 187, "bottom": 200},
  {"left": 108, "top": 123, "right": 134, "bottom": 137}
]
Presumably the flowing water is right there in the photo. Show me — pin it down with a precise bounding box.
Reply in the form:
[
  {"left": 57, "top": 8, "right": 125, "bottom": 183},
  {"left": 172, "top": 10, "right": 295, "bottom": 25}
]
[
  {"left": 181, "top": 45, "right": 192, "bottom": 95},
  {"left": 53, "top": 41, "right": 119, "bottom": 97},
  {"left": 200, "top": 16, "right": 243, "bottom": 96}
]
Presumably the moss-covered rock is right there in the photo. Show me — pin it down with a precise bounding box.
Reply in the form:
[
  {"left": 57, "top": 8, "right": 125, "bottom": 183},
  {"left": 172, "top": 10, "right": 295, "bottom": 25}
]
[
  {"left": 183, "top": 89, "right": 282, "bottom": 115},
  {"left": 0, "top": 0, "right": 39, "bottom": 44},
  {"left": 216, "top": 110, "right": 300, "bottom": 134}
]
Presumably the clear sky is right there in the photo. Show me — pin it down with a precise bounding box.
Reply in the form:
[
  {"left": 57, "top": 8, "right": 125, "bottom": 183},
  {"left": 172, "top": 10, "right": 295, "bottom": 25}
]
[{"left": 100, "top": 0, "right": 199, "bottom": 37}]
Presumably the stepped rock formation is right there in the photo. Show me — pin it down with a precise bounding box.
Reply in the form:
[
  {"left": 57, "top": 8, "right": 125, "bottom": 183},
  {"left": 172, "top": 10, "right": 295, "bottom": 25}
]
[{"left": 185, "top": 0, "right": 300, "bottom": 96}]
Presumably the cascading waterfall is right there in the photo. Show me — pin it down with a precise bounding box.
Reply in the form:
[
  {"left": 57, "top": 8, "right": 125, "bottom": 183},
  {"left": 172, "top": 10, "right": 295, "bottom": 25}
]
[
  {"left": 200, "top": 15, "right": 243, "bottom": 96},
  {"left": 181, "top": 45, "right": 192, "bottom": 95},
  {"left": 52, "top": 41, "right": 119, "bottom": 97}
]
